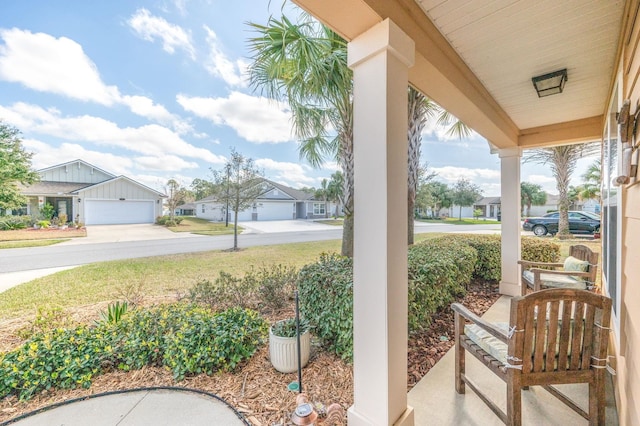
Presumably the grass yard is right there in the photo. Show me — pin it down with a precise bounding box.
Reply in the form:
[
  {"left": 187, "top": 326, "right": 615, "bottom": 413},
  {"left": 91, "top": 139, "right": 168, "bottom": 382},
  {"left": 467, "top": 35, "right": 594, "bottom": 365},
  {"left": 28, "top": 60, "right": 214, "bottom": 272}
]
[
  {"left": 417, "top": 217, "right": 500, "bottom": 225},
  {"left": 0, "top": 239, "right": 69, "bottom": 249},
  {"left": 0, "top": 239, "right": 342, "bottom": 319},
  {"left": 166, "top": 216, "right": 239, "bottom": 235},
  {"left": 0, "top": 228, "right": 86, "bottom": 242},
  {"left": 315, "top": 219, "right": 344, "bottom": 226}
]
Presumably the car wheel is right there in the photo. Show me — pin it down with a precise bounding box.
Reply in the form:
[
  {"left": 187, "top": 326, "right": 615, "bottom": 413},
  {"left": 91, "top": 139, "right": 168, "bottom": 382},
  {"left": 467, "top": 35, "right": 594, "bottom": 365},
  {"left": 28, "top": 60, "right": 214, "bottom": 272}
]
[{"left": 532, "top": 225, "right": 548, "bottom": 236}]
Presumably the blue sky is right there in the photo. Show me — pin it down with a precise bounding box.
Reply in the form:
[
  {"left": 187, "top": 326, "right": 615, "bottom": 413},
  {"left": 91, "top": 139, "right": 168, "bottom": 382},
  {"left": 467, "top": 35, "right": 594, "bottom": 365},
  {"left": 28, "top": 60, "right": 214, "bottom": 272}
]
[{"left": 0, "top": 0, "right": 596, "bottom": 196}]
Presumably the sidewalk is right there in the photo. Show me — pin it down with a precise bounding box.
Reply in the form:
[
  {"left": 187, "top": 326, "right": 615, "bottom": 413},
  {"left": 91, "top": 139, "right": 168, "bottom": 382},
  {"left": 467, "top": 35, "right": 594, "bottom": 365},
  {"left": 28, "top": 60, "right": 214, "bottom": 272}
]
[{"left": 6, "top": 388, "right": 247, "bottom": 426}]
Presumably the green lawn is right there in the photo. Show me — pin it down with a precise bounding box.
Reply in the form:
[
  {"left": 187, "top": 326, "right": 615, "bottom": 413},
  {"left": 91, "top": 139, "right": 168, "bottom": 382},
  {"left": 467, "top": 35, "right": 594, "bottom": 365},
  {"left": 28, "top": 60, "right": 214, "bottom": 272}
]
[
  {"left": 0, "top": 239, "right": 69, "bottom": 249},
  {"left": 417, "top": 218, "right": 500, "bottom": 225},
  {"left": 315, "top": 219, "right": 344, "bottom": 226},
  {"left": 166, "top": 217, "right": 240, "bottom": 235},
  {"left": 0, "top": 239, "right": 342, "bottom": 319},
  {"left": 0, "top": 228, "right": 86, "bottom": 242}
]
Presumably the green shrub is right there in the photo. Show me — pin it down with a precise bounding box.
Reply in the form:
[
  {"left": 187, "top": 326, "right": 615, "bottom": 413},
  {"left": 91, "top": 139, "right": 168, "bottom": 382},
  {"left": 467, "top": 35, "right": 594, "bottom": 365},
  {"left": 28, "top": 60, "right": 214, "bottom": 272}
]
[
  {"left": 162, "top": 306, "right": 267, "bottom": 380},
  {"left": 521, "top": 237, "right": 560, "bottom": 263},
  {"left": 0, "top": 305, "right": 267, "bottom": 400},
  {"left": 408, "top": 237, "right": 476, "bottom": 331},
  {"left": 99, "top": 301, "right": 129, "bottom": 324},
  {"left": 298, "top": 253, "right": 353, "bottom": 361},
  {"left": 189, "top": 271, "right": 257, "bottom": 310},
  {"left": 446, "top": 234, "right": 502, "bottom": 281},
  {"left": 256, "top": 264, "right": 298, "bottom": 313},
  {"left": 37, "top": 220, "right": 50, "bottom": 229},
  {"left": 175, "top": 217, "right": 184, "bottom": 225},
  {"left": 0, "top": 325, "right": 107, "bottom": 400},
  {"left": 271, "top": 317, "right": 310, "bottom": 338},
  {"left": 0, "top": 215, "right": 31, "bottom": 230},
  {"left": 40, "top": 203, "right": 55, "bottom": 220}
]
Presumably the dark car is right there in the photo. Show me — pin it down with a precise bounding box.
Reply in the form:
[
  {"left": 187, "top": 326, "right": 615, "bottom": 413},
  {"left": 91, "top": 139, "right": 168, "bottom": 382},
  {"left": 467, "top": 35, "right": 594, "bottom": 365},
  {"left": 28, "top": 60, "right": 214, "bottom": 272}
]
[{"left": 522, "top": 211, "right": 600, "bottom": 236}]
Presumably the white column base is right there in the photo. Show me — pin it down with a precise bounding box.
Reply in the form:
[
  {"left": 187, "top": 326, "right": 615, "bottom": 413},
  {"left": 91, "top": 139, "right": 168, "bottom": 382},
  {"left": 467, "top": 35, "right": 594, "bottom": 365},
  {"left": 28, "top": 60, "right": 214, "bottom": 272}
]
[
  {"left": 499, "top": 280, "right": 520, "bottom": 296},
  {"left": 347, "top": 406, "right": 415, "bottom": 426}
]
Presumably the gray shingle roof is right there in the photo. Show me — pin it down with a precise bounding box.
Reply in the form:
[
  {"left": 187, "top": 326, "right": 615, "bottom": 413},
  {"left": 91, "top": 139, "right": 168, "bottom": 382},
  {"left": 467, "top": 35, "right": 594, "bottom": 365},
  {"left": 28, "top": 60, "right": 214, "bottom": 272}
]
[{"left": 19, "top": 181, "right": 94, "bottom": 195}]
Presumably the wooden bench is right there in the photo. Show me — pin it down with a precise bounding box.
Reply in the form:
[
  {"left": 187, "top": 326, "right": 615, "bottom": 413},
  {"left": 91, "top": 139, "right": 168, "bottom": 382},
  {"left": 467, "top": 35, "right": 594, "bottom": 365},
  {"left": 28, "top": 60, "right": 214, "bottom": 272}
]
[
  {"left": 453, "top": 288, "right": 612, "bottom": 425},
  {"left": 518, "top": 244, "right": 599, "bottom": 296}
]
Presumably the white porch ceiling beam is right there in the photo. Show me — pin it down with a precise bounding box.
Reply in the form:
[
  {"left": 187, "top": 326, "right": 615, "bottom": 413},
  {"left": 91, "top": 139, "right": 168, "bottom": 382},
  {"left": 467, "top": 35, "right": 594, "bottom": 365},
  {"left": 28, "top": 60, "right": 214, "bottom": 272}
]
[{"left": 518, "top": 115, "right": 604, "bottom": 149}]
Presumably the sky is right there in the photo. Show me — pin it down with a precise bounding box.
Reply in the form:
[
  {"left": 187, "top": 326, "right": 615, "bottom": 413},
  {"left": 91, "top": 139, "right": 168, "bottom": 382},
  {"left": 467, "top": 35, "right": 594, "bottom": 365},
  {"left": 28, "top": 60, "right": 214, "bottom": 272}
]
[{"left": 0, "top": 0, "right": 597, "bottom": 197}]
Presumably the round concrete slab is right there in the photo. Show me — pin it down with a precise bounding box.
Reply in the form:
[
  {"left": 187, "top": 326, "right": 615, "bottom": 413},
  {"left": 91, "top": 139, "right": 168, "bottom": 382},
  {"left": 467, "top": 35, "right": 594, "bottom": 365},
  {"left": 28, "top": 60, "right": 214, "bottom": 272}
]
[{"left": 8, "top": 389, "right": 247, "bottom": 426}]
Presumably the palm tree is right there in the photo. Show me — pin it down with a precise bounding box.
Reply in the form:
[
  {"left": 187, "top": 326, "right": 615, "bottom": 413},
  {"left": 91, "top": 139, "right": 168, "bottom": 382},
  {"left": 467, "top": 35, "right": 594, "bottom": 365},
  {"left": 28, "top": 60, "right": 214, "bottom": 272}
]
[
  {"left": 248, "top": 14, "right": 355, "bottom": 256},
  {"left": 407, "top": 87, "right": 470, "bottom": 244},
  {"left": 327, "top": 171, "right": 343, "bottom": 218},
  {"left": 520, "top": 182, "right": 547, "bottom": 217},
  {"left": 580, "top": 159, "right": 601, "bottom": 202},
  {"left": 524, "top": 143, "right": 599, "bottom": 236}
]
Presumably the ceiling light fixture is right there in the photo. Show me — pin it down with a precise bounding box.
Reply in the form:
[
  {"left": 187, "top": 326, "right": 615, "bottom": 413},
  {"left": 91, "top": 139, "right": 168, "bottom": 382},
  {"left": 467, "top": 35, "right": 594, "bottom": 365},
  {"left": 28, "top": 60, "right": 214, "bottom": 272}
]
[{"left": 532, "top": 68, "right": 567, "bottom": 97}]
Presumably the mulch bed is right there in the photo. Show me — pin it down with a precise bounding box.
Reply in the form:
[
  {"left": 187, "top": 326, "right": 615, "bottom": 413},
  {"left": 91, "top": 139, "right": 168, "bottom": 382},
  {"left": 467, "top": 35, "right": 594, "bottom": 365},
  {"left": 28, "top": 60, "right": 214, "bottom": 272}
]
[{"left": 0, "top": 280, "right": 500, "bottom": 425}]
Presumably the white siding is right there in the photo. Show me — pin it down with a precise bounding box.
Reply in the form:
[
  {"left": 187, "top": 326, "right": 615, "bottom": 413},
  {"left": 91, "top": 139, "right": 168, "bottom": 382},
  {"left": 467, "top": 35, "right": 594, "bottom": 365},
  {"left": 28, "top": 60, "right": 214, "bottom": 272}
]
[
  {"left": 40, "top": 162, "right": 112, "bottom": 184},
  {"left": 197, "top": 202, "right": 225, "bottom": 221}
]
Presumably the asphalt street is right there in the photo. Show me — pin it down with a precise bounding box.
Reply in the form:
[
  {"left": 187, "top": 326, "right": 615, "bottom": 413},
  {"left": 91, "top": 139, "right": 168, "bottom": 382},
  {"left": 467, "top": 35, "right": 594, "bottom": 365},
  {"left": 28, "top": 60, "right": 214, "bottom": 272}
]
[{"left": 0, "top": 222, "right": 501, "bottom": 274}]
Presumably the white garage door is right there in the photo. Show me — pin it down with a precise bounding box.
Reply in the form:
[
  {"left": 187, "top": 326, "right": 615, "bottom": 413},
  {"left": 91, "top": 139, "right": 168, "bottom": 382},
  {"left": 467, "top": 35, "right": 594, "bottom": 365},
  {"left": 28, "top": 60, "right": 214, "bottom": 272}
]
[
  {"left": 257, "top": 202, "right": 294, "bottom": 220},
  {"left": 85, "top": 200, "right": 155, "bottom": 225},
  {"left": 235, "top": 202, "right": 294, "bottom": 221}
]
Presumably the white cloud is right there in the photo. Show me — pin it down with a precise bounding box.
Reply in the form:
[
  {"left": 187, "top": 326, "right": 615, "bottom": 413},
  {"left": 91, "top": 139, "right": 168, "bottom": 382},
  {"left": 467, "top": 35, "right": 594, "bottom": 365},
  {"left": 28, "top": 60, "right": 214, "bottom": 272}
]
[
  {"left": 1, "top": 102, "right": 226, "bottom": 166},
  {"left": 203, "top": 26, "right": 247, "bottom": 87},
  {"left": 0, "top": 29, "right": 189, "bottom": 131},
  {"left": 22, "top": 139, "right": 134, "bottom": 175},
  {"left": 177, "top": 91, "right": 293, "bottom": 143},
  {"left": 432, "top": 166, "right": 500, "bottom": 183},
  {"left": 134, "top": 155, "right": 199, "bottom": 172},
  {"left": 127, "top": 8, "right": 195, "bottom": 59},
  {"left": 526, "top": 174, "right": 557, "bottom": 193},
  {"left": 0, "top": 28, "right": 120, "bottom": 105},
  {"left": 255, "top": 158, "right": 316, "bottom": 187}
]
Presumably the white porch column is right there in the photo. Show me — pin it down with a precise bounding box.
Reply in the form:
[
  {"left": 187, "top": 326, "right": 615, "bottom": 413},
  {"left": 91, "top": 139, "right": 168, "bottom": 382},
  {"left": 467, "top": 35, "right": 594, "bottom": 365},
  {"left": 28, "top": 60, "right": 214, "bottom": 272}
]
[
  {"left": 347, "top": 19, "right": 415, "bottom": 426},
  {"left": 499, "top": 148, "right": 522, "bottom": 296}
]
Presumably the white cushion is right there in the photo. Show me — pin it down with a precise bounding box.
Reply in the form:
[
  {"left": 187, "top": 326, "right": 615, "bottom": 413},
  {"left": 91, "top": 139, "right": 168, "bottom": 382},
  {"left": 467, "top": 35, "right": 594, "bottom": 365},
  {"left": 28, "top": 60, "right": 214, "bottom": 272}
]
[
  {"left": 464, "top": 322, "right": 509, "bottom": 364},
  {"left": 522, "top": 270, "right": 587, "bottom": 290}
]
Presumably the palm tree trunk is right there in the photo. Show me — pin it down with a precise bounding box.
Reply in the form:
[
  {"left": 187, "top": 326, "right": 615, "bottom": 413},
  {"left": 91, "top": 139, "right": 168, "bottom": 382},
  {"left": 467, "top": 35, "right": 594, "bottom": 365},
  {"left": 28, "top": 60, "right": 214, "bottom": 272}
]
[
  {"left": 407, "top": 88, "right": 428, "bottom": 245},
  {"left": 339, "top": 105, "right": 354, "bottom": 257}
]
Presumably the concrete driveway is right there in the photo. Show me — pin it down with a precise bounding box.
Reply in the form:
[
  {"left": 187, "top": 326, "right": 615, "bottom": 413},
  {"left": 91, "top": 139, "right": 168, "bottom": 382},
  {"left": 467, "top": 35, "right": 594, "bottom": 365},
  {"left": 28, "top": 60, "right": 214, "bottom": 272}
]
[
  {"left": 61, "top": 223, "right": 203, "bottom": 245},
  {"left": 237, "top": 219, "right": 339, "bottom": 233}
]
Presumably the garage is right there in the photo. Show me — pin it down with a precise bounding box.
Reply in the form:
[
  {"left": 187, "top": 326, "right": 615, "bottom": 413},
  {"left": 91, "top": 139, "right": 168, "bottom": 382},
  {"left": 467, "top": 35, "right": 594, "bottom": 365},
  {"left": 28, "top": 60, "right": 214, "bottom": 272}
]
[
  {"left": 84, "top": 200, "right": 155, "bottom": 225},
  {"left": 257, "top": 202, "right": 295, "bottom": 220}
]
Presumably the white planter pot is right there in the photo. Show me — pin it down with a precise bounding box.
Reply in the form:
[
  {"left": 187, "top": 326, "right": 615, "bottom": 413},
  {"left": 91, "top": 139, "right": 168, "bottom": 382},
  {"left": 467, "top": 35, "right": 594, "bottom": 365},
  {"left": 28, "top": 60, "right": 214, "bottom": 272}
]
[{"left": 269, "top": 327, "right": 310, "bottom": 373}]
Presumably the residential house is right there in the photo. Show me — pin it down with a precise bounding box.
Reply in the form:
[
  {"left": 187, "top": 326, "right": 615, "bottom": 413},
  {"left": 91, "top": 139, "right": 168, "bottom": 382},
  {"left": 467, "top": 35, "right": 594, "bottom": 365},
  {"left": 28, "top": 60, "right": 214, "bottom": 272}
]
[
  {"left": 20, "top": 160, "right": 165, "bottom": 225},
  {"left": 196, "top": 179, "right": 332, "bottom": 222},
  {"left": 292, "top": 1, "right": 638, "bottom": 424},
  {"left": 174, "top": 202, "right": 196, "bottom": 216}
]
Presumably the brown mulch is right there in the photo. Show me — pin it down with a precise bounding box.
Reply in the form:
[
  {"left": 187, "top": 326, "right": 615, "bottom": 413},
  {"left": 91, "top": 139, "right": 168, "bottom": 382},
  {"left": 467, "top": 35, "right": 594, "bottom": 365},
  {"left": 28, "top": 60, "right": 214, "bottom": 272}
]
[{"left": 0, "top": 280, "right": 500, "bottom": 425}]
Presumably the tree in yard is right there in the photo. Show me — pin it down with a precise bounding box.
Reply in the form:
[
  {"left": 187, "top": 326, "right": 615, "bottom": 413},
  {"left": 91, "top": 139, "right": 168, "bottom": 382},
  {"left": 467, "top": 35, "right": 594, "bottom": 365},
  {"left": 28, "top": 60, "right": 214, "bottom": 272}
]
[
  {"left": 407, "top": 87, "right": 471, "bottom": 244},
  {"left": 419, "top": 181, "right": 452, "bottom": 218},
  {"left": 580, "top": 158, "right": 601, "bottom": 201},
  {"left": 451, "top": 178, "right": 483, "bottom": 220},
  {"left": 248, "top": 14, "right": 355, "bottom": 256},
  {"left": 524, "top": 143, "right": 599, "bottom": 236},
  {"left": 212, "top": 149, "right": 265, "bottom": 251},
  {"left": 520, "top": 182, "right": 547, "bottom": 217},
  {"left": 190, "top": 178, "right": 216, "bottom": 200},
  {"left": 0, "top": 122, "right": 39, "bottom": 213},
  {"left": 165, "top": 179, "right": 188, "bottom": 221},
  {"left": 314, "top": 178, "right": 330, "bottom": 218},
  {"left": 327, "top": 171, "right": 343, "bottom": 218}
]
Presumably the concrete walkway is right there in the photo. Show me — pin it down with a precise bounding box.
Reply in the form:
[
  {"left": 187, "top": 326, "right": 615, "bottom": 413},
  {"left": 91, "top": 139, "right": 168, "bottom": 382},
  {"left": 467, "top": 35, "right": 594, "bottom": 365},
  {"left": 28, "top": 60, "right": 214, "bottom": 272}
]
[{"left": 7, "top": 389, "right": 247, "bottom": 426}]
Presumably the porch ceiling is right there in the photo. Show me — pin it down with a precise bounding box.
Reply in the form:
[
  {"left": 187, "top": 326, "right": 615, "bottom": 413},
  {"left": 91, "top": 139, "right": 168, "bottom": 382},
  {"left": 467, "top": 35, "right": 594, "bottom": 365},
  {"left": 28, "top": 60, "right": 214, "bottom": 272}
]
[{"left": 291, "top": 0, "right": 627, "bottom": 149}]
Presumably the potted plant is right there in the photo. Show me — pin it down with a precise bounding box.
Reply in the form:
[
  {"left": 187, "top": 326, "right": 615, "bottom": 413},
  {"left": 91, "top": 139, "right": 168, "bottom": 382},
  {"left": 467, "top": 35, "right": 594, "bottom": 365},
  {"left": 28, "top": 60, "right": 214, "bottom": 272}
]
[{"left": 269, "top": 317, "right": 311, "bottom": 373}]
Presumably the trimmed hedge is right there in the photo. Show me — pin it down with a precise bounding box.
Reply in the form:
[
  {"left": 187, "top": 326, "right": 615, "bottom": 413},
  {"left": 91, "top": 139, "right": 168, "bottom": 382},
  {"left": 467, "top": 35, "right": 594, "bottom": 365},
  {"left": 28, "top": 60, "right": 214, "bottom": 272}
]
[
  {"left": 298, "top": 253, "right": 353, "bottom": 361},
  {"left": 408, "top": 237, "right": 476, "bottom": 331},
  {"left": 521, "top": 236, "right": 560, "bottom": 263},
  {"left": 297, "top": 235, "right": 561, "bottom": 361}
]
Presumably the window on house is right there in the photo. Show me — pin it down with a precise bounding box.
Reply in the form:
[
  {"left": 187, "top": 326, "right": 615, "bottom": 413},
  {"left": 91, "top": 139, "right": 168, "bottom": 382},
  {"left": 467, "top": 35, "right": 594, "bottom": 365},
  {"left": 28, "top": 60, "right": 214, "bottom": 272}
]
[
  {"left": 313, "top": 203, "right": 325, "bottom": 215},
  {"left": 201, "top": 204, "right": 205, "bottom": 213}
]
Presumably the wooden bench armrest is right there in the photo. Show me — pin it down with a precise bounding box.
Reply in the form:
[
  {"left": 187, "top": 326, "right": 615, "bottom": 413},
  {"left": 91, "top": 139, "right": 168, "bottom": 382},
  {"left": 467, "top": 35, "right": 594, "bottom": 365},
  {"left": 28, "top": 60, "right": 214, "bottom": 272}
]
[
  {"left": 451, "top": 303, "right": 508, "bottom": 344},
  {"left": 529, "top": 268, "right": 592, "bottom": 278},
  {"left": 518, "top": 260, "right": 564, "bottom": 268}
]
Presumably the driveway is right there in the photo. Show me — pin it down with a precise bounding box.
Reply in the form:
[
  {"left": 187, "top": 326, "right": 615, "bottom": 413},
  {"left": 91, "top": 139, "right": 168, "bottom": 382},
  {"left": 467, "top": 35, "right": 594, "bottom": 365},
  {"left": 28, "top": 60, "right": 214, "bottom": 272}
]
[
  {"left": 237, "top": 219, "right": 339, "bottom": 234},
  {"left": 61, "top": 223, "right": 203, "bottom": 245}
]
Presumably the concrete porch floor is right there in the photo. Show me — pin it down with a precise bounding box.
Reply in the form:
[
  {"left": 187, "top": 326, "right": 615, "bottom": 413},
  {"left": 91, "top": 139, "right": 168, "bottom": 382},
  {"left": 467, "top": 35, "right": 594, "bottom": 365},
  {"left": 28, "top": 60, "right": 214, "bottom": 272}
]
[{"left": 408, "top": 296, "right": 619, "bottom": 426}]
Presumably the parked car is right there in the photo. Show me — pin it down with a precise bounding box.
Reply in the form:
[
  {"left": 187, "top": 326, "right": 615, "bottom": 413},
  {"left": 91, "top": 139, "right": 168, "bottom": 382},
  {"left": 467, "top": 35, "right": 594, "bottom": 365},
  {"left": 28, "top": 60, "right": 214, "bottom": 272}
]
[{"left": 522, "top": 211, "right": 601, "bottom": 236}]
